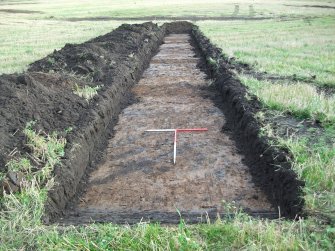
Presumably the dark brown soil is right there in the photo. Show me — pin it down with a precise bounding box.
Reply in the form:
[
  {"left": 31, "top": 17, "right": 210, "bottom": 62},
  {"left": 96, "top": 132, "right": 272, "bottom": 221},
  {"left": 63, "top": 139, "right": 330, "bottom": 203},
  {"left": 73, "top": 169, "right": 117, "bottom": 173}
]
[
  {"left": 0, "top": 72, "right": 89, "bottom": 170},
  {"left": 60, "top": 209, "right": 278, "bottom": 225},
  {"left": 260, "top": 111, "right": 333, "bottom": 147},
  {"left": 0, "top": 22, "right": 165, "bottom": 206},
  {"left": 0, "top": 8, "right": 43, "bottom": 14},
  {"left": 0, "top": 21, "right": 304, "bottom": 224}
]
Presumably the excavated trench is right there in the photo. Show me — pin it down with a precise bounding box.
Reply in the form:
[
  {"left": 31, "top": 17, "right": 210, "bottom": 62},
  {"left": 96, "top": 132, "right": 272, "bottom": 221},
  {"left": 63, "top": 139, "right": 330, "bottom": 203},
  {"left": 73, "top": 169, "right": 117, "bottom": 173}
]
[
  {"left": 0, "top": 22, "right": 303, "bottom": 225},
  {"left": 60, "top": 34, "right": 277, "bottom": 224}
]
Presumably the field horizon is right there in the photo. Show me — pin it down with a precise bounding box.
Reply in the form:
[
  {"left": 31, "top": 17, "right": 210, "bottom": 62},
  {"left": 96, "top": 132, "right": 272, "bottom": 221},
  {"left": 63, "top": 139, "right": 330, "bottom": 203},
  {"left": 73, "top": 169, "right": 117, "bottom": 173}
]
[{"left": 0, "top": 0, "right": 334, "bottom": 250}]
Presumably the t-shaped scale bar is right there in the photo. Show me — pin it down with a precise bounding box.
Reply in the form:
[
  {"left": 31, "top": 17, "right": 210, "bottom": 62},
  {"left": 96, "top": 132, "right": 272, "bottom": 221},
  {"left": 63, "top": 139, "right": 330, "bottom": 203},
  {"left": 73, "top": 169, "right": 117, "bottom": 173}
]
[{"left": 145, "top": 128, "right": 208, "bottom": 164}]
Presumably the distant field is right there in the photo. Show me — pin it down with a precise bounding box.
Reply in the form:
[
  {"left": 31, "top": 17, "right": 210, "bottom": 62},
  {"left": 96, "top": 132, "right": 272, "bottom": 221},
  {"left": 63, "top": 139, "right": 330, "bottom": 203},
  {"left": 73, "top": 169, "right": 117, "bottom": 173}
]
[
  {"left": 199, "top": 17, "right": 335, "bottom": 88},
  {"left": 0, "top": 0, "right": 334, "bottom": 250},
  {"left": 1, "top": 0, "right": 335, "bottom": 76}
]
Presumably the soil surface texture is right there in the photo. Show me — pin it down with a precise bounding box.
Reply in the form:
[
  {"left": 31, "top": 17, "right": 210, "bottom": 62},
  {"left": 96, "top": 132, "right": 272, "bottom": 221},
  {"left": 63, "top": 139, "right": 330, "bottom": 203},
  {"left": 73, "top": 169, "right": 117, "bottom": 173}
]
[{"left": 63, "top": 34, "right": 273, "bottom": 224}]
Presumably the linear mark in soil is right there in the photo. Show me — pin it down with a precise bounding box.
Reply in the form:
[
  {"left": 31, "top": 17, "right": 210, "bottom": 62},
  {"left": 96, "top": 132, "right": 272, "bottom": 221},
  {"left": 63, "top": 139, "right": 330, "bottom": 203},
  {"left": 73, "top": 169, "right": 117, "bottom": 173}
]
[
  {"left": 0, "top": 8, "right": 43, "bottom": 14},
  {"left": 284, "top": 4, "right": 335, "bottom": 9}
]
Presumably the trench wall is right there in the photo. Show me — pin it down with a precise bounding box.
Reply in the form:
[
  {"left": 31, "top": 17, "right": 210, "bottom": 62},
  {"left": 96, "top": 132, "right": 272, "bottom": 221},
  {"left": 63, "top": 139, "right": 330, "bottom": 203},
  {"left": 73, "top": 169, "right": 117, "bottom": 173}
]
[{"left": 39, "top": 22, "right": 194, "bottom": 221}]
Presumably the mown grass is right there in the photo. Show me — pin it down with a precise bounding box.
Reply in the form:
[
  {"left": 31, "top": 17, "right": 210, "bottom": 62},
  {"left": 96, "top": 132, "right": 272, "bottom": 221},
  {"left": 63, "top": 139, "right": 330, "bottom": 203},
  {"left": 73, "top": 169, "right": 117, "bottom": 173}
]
[
  {"left": 198, "top": 17, "right": 335, "bottom": 88},
  {"left": 33, "top": 216, "right": 335, "bottom": 250},
  {"left": 240, "top": 76, "right": 335, "bottom": 124},
  {"left": 281, "top": 132, "right": 335, "bottom": 220},
  {"left": 0, "top": 19, "right": 123, "bottom": 74},
  {"left": 1, "top": 0, "right": 335, "bottom": 75},
  {"left": 1, "top": 0, "right": 335, "bottom": 250}
]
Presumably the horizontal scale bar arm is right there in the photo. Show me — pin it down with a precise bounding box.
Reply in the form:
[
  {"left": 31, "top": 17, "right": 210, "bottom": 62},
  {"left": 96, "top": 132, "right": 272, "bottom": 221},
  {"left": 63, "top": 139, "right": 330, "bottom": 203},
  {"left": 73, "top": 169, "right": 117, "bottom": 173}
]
[
  {"left": 176, "top": 128, "right": 208, "bottom": 132},
  {"left": 145, "top": 129, "right": 176, "bottom": 132}
]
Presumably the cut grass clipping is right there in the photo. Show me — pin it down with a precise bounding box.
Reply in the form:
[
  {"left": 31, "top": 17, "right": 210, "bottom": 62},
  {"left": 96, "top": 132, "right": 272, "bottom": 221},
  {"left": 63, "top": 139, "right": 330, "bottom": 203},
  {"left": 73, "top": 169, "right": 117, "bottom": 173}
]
[
  {"left": 73, "top": 84, "right": 101, "bottom": 101},
  {"left": 240, "top": 75, "right": 335, "bottom": 124}
]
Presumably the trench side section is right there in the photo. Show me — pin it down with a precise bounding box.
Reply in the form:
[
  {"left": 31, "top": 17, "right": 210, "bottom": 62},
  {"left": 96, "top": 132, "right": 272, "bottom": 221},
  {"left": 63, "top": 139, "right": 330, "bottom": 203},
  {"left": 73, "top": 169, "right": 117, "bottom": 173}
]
[
  {"left": 44, "top": 26, "right": 167, "bottom": 222},
  {"left": 191, "top": 28, "right": 304, "bottom": 218},
  {"left": 45, "top": 21, "right": 195, "bottom": 221}
]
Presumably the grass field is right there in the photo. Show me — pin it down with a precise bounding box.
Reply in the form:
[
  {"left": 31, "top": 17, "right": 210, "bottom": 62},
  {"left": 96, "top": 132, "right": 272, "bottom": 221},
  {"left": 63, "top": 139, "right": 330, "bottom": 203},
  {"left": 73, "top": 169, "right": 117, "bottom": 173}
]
[{"left": 0, "top": 0, "right": 335, "bottom": 250}]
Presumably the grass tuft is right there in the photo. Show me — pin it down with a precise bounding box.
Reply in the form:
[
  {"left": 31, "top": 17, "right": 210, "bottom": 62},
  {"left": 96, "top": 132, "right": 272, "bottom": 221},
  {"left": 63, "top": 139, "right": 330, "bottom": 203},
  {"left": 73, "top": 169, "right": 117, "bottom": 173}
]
[
  {"left": 279, "top": 134, "right": 335, "bottom": 221},
  {"left": 0, "top": 122, "right": 66, "bottom": 250},
  {"left": 73, "top": 84, "right": 102, "bottom": 101}
]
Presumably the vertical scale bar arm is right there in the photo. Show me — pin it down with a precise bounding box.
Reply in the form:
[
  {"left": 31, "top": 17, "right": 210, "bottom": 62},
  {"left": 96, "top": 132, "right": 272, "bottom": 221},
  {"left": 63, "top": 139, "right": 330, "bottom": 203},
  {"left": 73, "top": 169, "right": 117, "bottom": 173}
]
[
  {"left": 173, "top": 129, "right": 177, "bottom": 164},
  {"left": 145, "top": 128, "right": 207, "bottom": 164}
]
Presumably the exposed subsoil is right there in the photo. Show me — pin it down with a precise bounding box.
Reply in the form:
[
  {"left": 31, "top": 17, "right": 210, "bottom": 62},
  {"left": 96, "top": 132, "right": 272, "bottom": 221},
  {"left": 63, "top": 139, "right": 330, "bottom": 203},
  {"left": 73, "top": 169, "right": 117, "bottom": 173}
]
[
  {"left": 0, "top": 22, "right": 304, "bottom": 225},
  {"left": 61, "top": 34, "right": 273, "bottom": 224},
  {"left": 260, "top": 111, "right": 334, "bottom": 147}
]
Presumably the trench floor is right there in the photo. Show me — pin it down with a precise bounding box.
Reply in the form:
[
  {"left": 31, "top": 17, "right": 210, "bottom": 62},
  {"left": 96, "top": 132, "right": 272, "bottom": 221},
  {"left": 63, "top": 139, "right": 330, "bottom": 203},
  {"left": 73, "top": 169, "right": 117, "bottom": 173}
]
[{"left": 64, "top": 34, "right": 274, "bottom": 224}]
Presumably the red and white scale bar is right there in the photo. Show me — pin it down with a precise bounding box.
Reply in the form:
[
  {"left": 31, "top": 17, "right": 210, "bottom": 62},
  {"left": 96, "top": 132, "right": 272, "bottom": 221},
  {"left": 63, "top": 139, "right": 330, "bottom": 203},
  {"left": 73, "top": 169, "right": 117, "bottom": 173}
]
[{"left": 145, "top": 128, "right": 208, "bottom": 164}]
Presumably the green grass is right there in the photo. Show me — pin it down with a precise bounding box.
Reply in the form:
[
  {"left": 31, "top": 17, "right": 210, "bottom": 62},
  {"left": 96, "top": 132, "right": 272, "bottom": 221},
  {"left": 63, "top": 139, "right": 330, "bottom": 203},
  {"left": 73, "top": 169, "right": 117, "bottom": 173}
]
[
  {"left": 257, "top": 115, "right": 335, "bottom": 221},
  {"left": 0, "top": 19, "right": 122, "bottom": 74},
  {"left": 281, "top": 133, "right": 335, "bottom": 220},
  {"left": 198, "top": 17, "right": 335, "bottom": 88},
  {"left": 197, "top": 6, "right": 335, "bottom": 230},
  {"left": 1, "top": 0, "right": 335, "bottom": 250},
  {"left": 33, "top": 216, "right": 335, "bottom": 250},
  {"left": 240, "top": 76, "right": 335, "bottom": 124},
  {"left": 0, "top": 122, "right": 66, "bottom": 249},
  {"left": 1, "top": 0, "right": 335, "bottom": 76}
]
